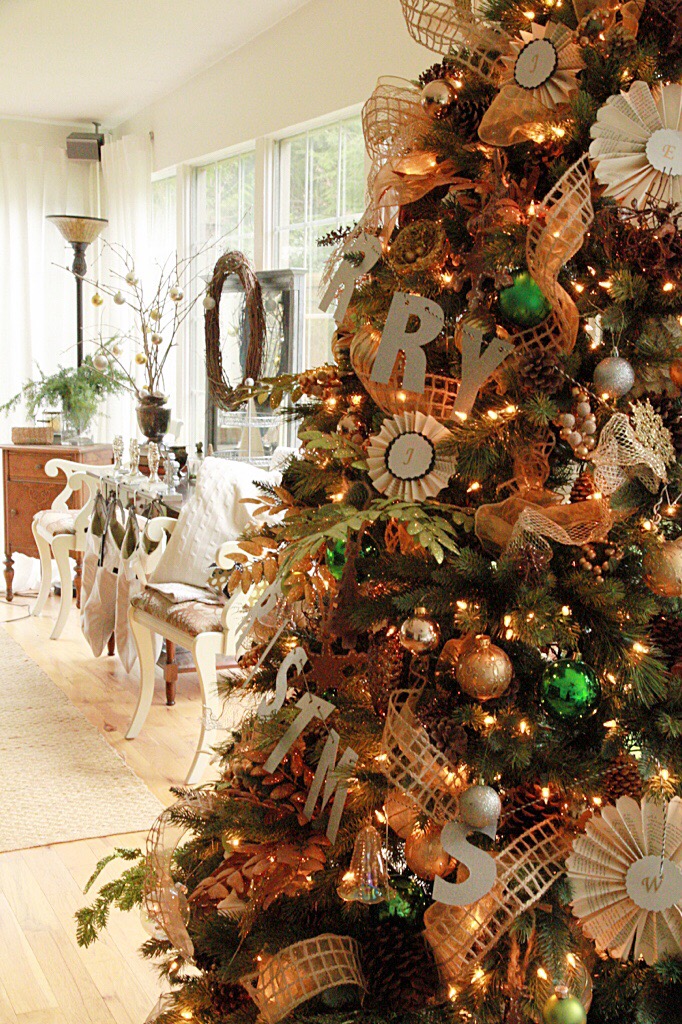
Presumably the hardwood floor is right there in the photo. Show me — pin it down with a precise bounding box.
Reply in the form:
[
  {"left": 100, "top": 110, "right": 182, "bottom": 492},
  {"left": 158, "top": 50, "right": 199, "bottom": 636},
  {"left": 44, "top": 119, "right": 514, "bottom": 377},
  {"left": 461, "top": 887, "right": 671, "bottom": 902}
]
[{"left": 0, "top": 595, "right": 210, "bottom": 1022}]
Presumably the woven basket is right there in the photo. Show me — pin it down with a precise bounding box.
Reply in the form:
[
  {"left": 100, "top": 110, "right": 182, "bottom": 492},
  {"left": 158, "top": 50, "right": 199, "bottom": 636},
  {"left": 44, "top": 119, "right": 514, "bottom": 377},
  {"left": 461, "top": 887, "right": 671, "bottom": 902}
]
[
  {"left": 351, "top": 327, "right": 459, "bottom": 423},
  {"left": 424, "top": 816, "right": 570, "bottom": 988},
  {"left": 241, "top": 934, "right": 365, "bottom": 1024},
  {"left": 11, "top": 426, "right": 54, "bottom": 445}
]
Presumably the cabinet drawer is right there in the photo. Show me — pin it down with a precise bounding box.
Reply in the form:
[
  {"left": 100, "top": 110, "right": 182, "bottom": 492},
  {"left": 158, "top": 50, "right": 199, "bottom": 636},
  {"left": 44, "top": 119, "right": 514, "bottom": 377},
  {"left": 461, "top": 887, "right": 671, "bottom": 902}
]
[
  {"left": 6, "top": 450, "right": 54, "bottom": 482},
  {"left": 5, "top": 481, "right": 66, "bottom": 557}
]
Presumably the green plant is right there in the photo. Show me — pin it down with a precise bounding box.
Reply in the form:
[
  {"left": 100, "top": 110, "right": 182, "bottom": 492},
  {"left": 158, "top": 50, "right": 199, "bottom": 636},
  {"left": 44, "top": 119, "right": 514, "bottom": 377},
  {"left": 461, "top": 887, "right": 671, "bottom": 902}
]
[{"left": 1, "top": 357, "right": 129, "bottom": 435}]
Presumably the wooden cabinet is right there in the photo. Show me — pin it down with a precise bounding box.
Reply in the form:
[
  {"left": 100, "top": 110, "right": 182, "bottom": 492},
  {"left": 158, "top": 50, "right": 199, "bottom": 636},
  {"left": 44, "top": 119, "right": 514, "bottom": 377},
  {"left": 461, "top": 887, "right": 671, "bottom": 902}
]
[{"left": 1, "top": 444, "right": 112, "bottom": 600}]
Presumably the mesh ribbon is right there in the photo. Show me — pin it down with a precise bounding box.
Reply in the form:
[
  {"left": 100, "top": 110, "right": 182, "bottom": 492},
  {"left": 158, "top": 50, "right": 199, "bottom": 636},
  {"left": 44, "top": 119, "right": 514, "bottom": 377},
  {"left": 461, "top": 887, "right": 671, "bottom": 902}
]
[
  {"left": 399, "top": 0, "right": 509, "bottom": 82},
  {"left": 590, "top": 412, "right": 669, "bottom": 494},
  {"left": 475, "top": 491, "right": 614, "bottom": 558},
  {"left": 424, "top": 817, "right": 571, "bottom": 989},
  {"left": 143, "top": 792, "right": 219, "bottom": 960},
  {"left": 241, "top": 934, "right": 365, "bottom": 1024}
]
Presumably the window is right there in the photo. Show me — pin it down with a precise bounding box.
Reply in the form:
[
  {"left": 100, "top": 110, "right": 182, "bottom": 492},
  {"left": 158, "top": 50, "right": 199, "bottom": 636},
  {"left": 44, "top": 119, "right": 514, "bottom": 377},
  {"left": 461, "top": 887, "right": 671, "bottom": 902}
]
[
  {"left": 274, "top": 114, "right": 365, "bottom": 367},
  {"left": 194, "top": 150, "right": 256, "bottom": 264},
  {"left": 150, "top": 174, "right": 177, "bottom": 269}
]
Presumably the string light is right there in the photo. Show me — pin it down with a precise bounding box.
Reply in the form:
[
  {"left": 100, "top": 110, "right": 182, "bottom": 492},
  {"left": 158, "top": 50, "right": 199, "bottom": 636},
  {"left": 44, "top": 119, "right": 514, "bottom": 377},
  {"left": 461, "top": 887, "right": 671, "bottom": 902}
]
[
  {"left": 599, "top": 279, "right": 613, "bottom": 290},
  {"left": 566, "top": 953, "right": 577, "bottom": 969},
  {"left": 593, "top": 796, "right": 602, "bottom": 807},
  {"left": 632, "top": 641, "right": 649, "bottom": 656},
  {"left": 180, "top": 1012, "right": 194, "bottom": 1021},
  {"left": 661, "top": 768, "right": 670, "bottom": 782},
  {"left": 484, "top": 714, "right": 496, "bottom": 727},
  {"left": 574, "top": 282, "right": 585, "bottom": 293},
  {"left": 448, "top": 985, "right": 458, "bottom": 1001},
  {"left": 519, "top": 720, "right": 530, "bottom": 735},
  {"left": 663, "top": 281, "right": 675, "bottom": 292},
  {"left": 453, "top": 410, "right": 468, "bottom": 422},
  {"left": 456, "top": 599, "right": 469, "bottom": 610},
  {"left": 467, "top": 481, "right": 481, "bottom": 492},
  {"left": 561, "top": 605, "right": 571, "bottom": 616},
  {"left": 472, "top": 967, "right": 486, "bottom": 983},
  {"left": 375, "top": 808, "right": 386, "bottom": 824},
  {"left": 541, "top": 786, "right": 551, "bottom": 803},
  {"left": 537, "top": 967, "right": 549, "bottom": 981}
]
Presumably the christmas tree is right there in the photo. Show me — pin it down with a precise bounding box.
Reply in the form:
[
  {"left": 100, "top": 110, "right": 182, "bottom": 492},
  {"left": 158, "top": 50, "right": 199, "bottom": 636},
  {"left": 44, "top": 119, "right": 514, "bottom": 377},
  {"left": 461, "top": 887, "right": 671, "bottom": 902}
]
[{"left": 79, "top": 2, "right": 682, "bottom": 1022}]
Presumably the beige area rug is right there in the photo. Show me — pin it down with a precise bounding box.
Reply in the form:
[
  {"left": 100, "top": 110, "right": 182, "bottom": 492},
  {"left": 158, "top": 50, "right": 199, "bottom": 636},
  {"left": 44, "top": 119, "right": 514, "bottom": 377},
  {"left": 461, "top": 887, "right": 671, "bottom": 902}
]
[{"left": 0, "top": 627, "right": 163, "bottom": 853}]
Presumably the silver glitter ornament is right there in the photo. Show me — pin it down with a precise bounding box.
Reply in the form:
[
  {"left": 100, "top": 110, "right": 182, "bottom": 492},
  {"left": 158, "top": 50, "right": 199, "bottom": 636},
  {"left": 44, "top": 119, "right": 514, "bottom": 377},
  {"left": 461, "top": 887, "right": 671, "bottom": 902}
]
[
  {"left": 420, "top": 79, "right": 456, "bottom": 118},
  {"left": 399, "top": 608, "right": 441, "bottom": 653},
  {"left": 593, "top": 355, "right": 635, "bottom": 399},
  {"left": 459, "top": 784, "right": 501, "bottom": 829}
]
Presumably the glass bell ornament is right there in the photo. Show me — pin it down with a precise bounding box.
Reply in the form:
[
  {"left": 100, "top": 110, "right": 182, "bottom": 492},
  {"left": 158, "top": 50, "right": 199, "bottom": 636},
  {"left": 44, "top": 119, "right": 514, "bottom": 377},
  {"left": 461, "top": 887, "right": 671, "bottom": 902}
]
[
  {"left": 593, "top": 353, "right": 635, "bottom": 398},
  {"left": 459, "top": 784, "right": 501, "bottom": 829},
  {"left": 540, "top": 658, "right": 601, "bottom": 721},
  {"left": 456, "top": 635, "right": 512, "bottom": 701},
  {"left": 399, "top": 608, "right": 441, "bottom": 654},
  {"left": 542, "top": 985, "right": 587, "bottom": 1024},
  {"left": 337, "top": 824, "right": 394, "bottom": 904}
]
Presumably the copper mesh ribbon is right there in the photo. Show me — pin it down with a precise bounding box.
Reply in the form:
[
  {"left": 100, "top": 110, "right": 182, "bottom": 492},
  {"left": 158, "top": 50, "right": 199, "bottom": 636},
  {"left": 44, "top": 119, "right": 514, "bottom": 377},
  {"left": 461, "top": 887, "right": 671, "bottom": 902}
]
[
  {"left": 241, "top": 934, "right": 365, "bottom": 1024},
  {"left": 590, "top": 412, "right": 669, "bottom": 494},
  {"left": 143, "top": 791, "right": 218, "bottom": 960},
  {"left": 380, "top": 657, "right": 466, "bottom": 822},
  {"left": 475, "top": 491, "right": 614, "bottom": 558},
  {"left": 424, "top": 816, "right": 571, "bottom": 988},
  {"left": 399, "top": 0, "right": 509, "bottom": 82}
]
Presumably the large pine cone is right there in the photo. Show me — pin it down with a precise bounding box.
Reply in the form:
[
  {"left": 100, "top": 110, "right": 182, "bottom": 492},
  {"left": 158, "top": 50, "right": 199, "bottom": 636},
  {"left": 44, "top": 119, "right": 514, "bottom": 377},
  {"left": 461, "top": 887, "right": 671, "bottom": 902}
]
[
  {"left": 571, "top": 471, "right": 596, "bottom": 503},
  {"left": 499, "top": 782, "right": 567, "bottom": 841},
  {"left": 600, "top": 753, "right": 643, "bottom": 804},
  {"left": 362, "top": 922, "right": 440, "bottom": 1010},
  {"left": 417, "top": 696, "right": 468, "bottom": 764},
  {"left": 205, "top": 972, "right": 251, "bottom": 1019},
  {"left": 448, "top": 96, "right": 491, "bottom": 142},
  {"left": 516, "top": 349, "right": 564, "bottom": 395}
]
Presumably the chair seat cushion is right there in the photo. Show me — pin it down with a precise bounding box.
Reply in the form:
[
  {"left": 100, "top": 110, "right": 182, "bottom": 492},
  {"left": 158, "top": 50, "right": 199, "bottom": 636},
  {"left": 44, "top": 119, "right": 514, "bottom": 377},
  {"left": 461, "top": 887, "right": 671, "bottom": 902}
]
[
  {"left": 33, "top": 509, "right": 78, "bottom": 537},
  {"left": 131, "top": 589, "right": 224, "bottom": 636}
]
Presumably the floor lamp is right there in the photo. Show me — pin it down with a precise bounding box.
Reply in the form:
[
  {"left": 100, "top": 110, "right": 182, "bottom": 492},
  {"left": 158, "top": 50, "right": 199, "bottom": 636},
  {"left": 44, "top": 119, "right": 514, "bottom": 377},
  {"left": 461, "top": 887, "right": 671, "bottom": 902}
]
[{"left": 47, "top": 215, "right": 108, "bottom": 367}]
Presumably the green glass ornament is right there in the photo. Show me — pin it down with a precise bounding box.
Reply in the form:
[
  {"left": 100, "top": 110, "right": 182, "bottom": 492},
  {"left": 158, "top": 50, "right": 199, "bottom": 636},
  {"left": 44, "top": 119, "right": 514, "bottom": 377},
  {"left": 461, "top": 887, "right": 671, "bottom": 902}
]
[
  {"left": 379, "top": 876, "right": 431, "bottom": 924},
  {"left": 540, "top": 658, "right": 601, "bottom": 721},
  {"left": 542, "top": 990, "right": 587, "bottom": 1024},
  {"left": 325, "top": 534, "right": 377, "bottom": 581},
  {"left": 499, "top": 271, "right": 552, "bottom": 328}
]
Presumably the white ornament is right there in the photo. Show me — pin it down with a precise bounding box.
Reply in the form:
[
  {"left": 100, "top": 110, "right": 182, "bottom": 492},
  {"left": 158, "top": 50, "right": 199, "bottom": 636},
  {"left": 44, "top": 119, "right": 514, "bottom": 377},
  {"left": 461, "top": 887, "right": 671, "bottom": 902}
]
[
  {"left": 451, "top": 320, "right": 514, "bottom": 418},
  {"left": 113, "top": 291, "right": 125, "bottom": 305},
  {"left": 93, "top": 352, "right": 109, "bottom": 371},
  {"left": 590, "top": 82, "right": 682, "bottom": 209},
  {"left": 203, "top": 294, "right": 216, "bottom": 310},
  {"left": 370, "top": 292, "right": 445, "bottom": 394},
  {"left": 567, "top": 795, "right": 682, "bottom": 965},
  {"left": 319, "top": 232, "right": 382, "bottom": 325},
  {"left": 169, "top": 286, "right": 184, "bottom": 301},
  {"left": 367, "top": 411, "right": 456, "bottom": 502},
  {"left": 125, "top": 271, "right": 138, "bottom": 285}
]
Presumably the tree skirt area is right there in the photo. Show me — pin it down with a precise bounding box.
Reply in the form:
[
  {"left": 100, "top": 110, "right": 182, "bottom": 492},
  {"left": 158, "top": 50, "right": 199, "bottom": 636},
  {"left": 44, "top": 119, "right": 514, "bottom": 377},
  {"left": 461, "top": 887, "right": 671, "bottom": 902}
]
[{"left": 0, "top": 626, "right": 162, "bottom": 852}]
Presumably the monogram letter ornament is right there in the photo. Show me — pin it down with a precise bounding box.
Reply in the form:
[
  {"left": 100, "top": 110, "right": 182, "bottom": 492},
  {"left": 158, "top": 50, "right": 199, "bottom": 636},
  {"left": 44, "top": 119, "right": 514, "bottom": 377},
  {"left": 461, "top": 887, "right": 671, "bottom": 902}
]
[
  {"left": 370, "top": 292, "right": 445, "bottom": 394},
  {"left": 319, "top": 232, "right": 383, "bottom": 324}
]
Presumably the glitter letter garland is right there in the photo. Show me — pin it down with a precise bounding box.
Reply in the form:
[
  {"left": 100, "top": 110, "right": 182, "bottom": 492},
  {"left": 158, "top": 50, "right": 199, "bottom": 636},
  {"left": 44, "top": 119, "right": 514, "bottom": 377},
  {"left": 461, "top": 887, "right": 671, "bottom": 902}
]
[
  {"left": 434, "top": 821, "right": 498, "bottom": 906},
  {"left": 319, "top": 232, "right": 383, "bottom": 324},
  {"left": 451, "top": 321, "right": 514, "bottom": 419},
  {"left": 370, "top": 291, "right": 445, "bottom": 394}
]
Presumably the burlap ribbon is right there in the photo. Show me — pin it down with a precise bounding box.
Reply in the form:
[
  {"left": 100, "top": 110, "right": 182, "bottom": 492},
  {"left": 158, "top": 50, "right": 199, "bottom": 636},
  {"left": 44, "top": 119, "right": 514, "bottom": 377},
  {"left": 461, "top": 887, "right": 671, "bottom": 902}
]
[
  {"left": 399, "top": 0, "right": 508, "bottom": 83},
  {"left": 475, "top": 490, "right": 614, "bottom": 558}
]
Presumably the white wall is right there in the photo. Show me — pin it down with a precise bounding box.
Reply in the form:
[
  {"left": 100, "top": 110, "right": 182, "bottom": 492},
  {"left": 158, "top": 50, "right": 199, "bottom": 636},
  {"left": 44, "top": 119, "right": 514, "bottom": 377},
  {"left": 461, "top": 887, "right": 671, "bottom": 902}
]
[{"left": 119, "top": 0, "right": 427, "bottom": 171}]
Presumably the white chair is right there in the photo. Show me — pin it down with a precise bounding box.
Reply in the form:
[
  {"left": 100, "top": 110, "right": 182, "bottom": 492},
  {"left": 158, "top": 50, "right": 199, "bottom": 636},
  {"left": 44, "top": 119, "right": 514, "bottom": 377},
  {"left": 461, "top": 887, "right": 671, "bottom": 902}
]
[{"left": 31, "top": 459, "right": 110, "bottom": 639}]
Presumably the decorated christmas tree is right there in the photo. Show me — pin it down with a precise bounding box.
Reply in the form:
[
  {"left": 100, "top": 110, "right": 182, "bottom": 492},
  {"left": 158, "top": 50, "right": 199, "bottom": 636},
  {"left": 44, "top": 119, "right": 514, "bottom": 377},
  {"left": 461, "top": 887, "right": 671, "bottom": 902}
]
[{"left": 79, "top": 2, "right": 682, "bottom": 1022}]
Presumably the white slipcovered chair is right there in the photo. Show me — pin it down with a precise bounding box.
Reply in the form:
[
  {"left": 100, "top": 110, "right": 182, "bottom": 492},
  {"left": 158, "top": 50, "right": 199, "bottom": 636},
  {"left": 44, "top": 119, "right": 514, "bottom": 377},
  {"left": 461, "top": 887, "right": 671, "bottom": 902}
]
[
  {"left": 31, "top": 458, "right": 111, "bottom": 639},
  {"left": 124, "top": 456, "right": 281, "bottom": 784}
]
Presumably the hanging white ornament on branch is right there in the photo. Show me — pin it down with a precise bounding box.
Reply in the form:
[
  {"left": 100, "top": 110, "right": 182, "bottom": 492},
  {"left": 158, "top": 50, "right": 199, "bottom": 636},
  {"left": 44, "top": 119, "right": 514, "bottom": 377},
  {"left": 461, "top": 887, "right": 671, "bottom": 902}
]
[{"left": 366, "top": 411, "right": 455, "bottom": 501}]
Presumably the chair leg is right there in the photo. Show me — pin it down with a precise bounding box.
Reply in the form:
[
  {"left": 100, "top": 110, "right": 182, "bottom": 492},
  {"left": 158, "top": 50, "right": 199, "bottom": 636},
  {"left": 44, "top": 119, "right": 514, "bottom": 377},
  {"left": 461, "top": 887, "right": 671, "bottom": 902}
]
[
  {"left": 125, "top": 610, "right": 158, "bottom": 739},
  {"left": 185, "top": 634, "right": 221, "bottom": 785},
  {"left": 31, "top": 523, "right": 53, "bottom": 618},
  {"left": 50, "top": 535, "right": 73, "bottom": 640},
  {"left": 164, "top": 640, "right": 177, "bottom": 706}
]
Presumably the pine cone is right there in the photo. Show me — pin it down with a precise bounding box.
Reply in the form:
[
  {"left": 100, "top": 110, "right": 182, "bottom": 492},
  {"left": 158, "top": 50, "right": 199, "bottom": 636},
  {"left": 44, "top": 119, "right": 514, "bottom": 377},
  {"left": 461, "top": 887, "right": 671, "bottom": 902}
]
[
  {"left": 602, "top": 24, "right": 638, "bottom": 58},
  {"left": 600, "top": 753, "right": 643, "bottom": 804},
  {"left": 516, "top": 349, "right": 564, "bottom": 395},
  {"left": 417, "top": 697, "right": 468, "bottom": 763},
  {"left": 418, "top": 62, "right": 452, "bottom": 86},
  {"left": 644, "top": 393, "right": 682, "bottom": 456},
  {"left": 448, "top": 95, "right": 491, "bottom": 142},
  {"left": 366, "top": 629, "right": 408, "bottom": 718},
  {"left": 362, "top": 922, "right": 440, "bottom": 1011},
  {"left": 650, "top": 613, "right": 682, "bottom": 665},
  {"left": 499, "top": 782, "right": 567, "bottom": 841},
  {"left": 205, "top": 972, "right": 251, "bottom": 1019},
  {"left": 571, "top": 471, "right": 596, "bottom": 503}
]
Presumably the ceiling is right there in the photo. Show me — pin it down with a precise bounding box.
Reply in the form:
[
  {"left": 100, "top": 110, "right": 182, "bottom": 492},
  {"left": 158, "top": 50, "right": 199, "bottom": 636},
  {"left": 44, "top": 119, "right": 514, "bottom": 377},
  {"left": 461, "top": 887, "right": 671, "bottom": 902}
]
[{"left": 0, "top": 0, "right": 312, "bottom": 126}]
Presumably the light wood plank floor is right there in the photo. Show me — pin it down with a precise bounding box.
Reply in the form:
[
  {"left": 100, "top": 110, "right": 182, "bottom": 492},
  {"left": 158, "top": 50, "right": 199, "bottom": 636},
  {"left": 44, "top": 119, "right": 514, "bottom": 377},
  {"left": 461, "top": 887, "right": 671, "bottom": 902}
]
[{"left": 0, "top": 595, "right": 210, "bottom": 1023}]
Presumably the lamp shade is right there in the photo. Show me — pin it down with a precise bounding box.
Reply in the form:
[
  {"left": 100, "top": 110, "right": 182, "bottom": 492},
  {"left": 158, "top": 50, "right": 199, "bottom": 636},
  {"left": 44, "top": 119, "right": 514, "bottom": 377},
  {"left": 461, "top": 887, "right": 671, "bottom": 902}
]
[{"left": 47, "top": 215, "right": 107, "bottom": 245}]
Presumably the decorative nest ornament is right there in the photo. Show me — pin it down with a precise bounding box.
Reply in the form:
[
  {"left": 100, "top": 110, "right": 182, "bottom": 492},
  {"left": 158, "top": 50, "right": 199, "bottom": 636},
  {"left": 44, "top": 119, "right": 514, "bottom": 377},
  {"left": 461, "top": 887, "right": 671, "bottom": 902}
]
[{"left": 388, "top": 219, "right": 448, "bottom": 277}]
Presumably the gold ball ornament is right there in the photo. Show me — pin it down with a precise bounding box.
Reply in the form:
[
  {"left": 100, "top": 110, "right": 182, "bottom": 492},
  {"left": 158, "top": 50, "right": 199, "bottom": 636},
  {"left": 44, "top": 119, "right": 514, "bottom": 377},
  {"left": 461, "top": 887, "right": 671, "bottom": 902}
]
[
  {"left": 399, "top": 608, "right": 441, "bottom": 654},
  {"left": 642, "top": 538, "right": 682, "bottom": 597},
  {"left": 456, "top": 635, "right": 513, "bottom": 701},
  {"left": 134, "top": 352, "right": 148, "bottom": 366},
  {"left": 404, "top": 823, "right": 451, "bottom": 880},
  {"left": 113, "top": 291, "right": 126, "bottom": 305},
  {"left": 112, "top": 342, "right": 123, "bottom": 356},
  {"left": 91, "top": 291, "right": 104, "bottom": 307},
  {"left": 670, "top": 358, "right": 682, "bottom": 389},
  {"left": 149, "top": 308, "right": 161, "bottom": 322},
  {"left": 124, "top": 271, "right": 138, "bottom": 286},
  {"left": 151, "top": 332, "right": 163, "bottom": 346},
  {"left": 384, "top": 790, "right": 420, "bottom": 839},
  {"left": 420, "top": 79, "right": 456, "bottom": 119},
  {"left": 169, "top": 286, "right": 184, "bottom": 302},
  {"left": 92, "top": 352, "right": 109, "bottom": 371},
  {"left": 203, "top": 294, "right": 216, "bottom": 311}
]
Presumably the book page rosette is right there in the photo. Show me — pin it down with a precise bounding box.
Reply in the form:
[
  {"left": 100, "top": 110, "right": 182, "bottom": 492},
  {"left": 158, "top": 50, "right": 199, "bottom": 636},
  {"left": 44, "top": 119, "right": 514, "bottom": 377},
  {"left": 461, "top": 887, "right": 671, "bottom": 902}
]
[
  {"left": 478, "top": 22, "right": 584, "bottom": 147},
  {"left": 567, "top": 796, "right": 682, "bottom": 965},
  {"left": 380, "top": 683, "right": 466, "bottom": 823},
  {"left": 367, "top": 411, "right": 455, "bottom": 501},
  {"left": 590, "top": 82, "right": 682, "bottom": 211},
  {"left": 424, "top": 816, "right": 570, "bottom": 988},
  {"left": 241, "top": 934, "right": 365, "bottom": 1024}
]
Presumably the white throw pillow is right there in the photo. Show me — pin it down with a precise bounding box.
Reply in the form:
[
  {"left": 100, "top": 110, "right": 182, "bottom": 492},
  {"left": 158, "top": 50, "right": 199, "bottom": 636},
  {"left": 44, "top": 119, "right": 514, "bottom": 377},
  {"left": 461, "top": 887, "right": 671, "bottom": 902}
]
[{"left": 150, "top": 457, "right": 282, "bottom": 589}]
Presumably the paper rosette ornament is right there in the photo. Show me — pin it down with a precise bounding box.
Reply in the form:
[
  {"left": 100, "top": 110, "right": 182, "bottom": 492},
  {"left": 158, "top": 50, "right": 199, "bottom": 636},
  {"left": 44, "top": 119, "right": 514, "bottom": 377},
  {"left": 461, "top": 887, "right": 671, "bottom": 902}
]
[
  {"left": 567, "top": 796, "right": 682, "bottom": 965},
  {"left": 478, "top": 22, "right": 584, "bottom": 146},
  {"left": 590, "top": 81, "right": 682, "bottom": 210},
  {"left": 367, "top": 411, "right": 455, "bottom": 501}
]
